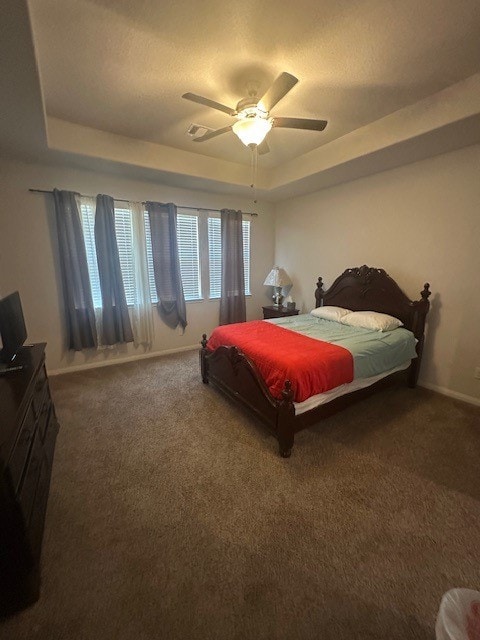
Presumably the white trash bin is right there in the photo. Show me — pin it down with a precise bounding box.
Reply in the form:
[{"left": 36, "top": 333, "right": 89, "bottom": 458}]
[{"left": 436, "top": 589, "right": 480, "bottom": 640}]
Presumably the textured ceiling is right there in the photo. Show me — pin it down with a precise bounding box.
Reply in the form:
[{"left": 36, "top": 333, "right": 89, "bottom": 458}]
[{"left": 26, "top": 0, "right": 480, "bottom": 168}]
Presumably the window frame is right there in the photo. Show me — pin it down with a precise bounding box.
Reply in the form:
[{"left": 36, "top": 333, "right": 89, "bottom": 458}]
[
  {"left": 145, "top": 209, "right": 202, "bottom": 303},
  {"left": 205, "top": 213, "right": 251, "bottom": 299},
  {"left": 79, "top": 199, "right": 252, "bottom": 309}
]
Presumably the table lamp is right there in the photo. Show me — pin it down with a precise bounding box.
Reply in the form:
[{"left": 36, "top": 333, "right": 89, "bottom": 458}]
[{"left": 263, "top": 267, "right": 292, "bottom": 307}]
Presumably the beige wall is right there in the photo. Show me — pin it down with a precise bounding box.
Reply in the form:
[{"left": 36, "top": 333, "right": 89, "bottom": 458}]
[
  {"left": 1, "top": 146, "right": 479, "bottom": 403},
  {"left": 274, "top": 144, "right": 480, "bottom": 404},
  {"left": 0, "top": 158, "right": 275, "bottom": 373}
]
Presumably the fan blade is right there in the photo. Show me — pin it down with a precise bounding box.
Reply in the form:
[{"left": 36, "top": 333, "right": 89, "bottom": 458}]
[
  {"left": 257, "top": 140, "right": 270, "bottom": 155},
  {"left": 258, "top": 72, "right": 298, "bottom": 112},
  {"left": 193, "top": 125, "right": 232, "bottom": 142},
  {"left": 182, "top": 93, "right": 236, "bottom": 116},
  {"left": 273, "top": 117, "right": 327, "bottom": 131}
]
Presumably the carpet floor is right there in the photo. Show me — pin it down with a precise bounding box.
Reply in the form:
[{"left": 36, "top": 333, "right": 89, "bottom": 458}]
[{"left": 1, "top": 350, "right": 479, "bottom": 640}]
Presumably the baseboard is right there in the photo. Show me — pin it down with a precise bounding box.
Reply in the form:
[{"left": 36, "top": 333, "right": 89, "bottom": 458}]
[
  {"left": 419, "top": 382, "right": 480, "bottom": 407},
  {"left": 48, "top": 344, "right": 199, "bottom": 376}
]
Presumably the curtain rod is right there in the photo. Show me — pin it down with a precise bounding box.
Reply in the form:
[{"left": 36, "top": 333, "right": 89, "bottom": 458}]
[{"left": 28, "top": 189, "right": 259, "bottom": 217}]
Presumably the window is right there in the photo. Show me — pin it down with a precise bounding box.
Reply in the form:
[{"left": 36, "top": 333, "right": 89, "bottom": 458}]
[
  {"left": 80, "top": 199, "right": 137, "bottom": 306},
  {"left": 207, "top": 217, "right": 221, "bottom": 299},
  {"left": 143, "top": 211, "right": 157, "bottom": 303},
  {"left": 207, "top": 217, "right": 251, "bottom": 298},
  {"left": 173, "top": 213, "right": 201, "bottom": 301},
  {"left": 80, "top": 199, "right": 251, "bottom": 307},
  {"left": 114, "top": 206, "right": 136, "bottom": 305},
  {"left": 79, "top": 199, "right": 102, "bottom": 308},
  {"left": 242, "top": 220, "right": 251, "bottom": 296},
  {"left": 144, "top": 211, "right": 201, "bottom": 302}
]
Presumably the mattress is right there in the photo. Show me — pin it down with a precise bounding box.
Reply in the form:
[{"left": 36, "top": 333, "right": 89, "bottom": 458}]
[
  {"left": 293, "top": 360, "right": 411, "bottom": 415},
  {"left": 266, "top": 313, "right": 417, "bottom": 413}
]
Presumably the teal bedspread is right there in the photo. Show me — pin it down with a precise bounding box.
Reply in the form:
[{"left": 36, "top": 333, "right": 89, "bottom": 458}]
[{"left": 266, "top": 313, "right": 417, "bottom": 380}]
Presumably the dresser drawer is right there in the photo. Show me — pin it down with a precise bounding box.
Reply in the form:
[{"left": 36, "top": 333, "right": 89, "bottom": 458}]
[
  {"left": 8, "top": 403, "right": 37, "bottom": 493},
  {"left": 26, "top": 453, "right": 51, "bottom": 561},
  {"left": 32, "top": 367, "right": 47, "bottom": 418},
  {"left": 18, "top": 431, "right": 44, "bottom": 527},
  {"left": 43, "top": 412, "right": 59, "bottom": 469},
  {"left": 37, "top": 396, "right": 51, "bottom": 443}
]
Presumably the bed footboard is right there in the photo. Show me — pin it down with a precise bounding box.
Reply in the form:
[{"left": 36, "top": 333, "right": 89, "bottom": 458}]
[{"left": 200, "top": 335, "right": 296, "bottom": 457}]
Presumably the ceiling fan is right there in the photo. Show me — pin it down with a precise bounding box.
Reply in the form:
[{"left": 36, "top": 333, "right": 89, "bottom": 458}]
[{"left": 182, "top": 72, "right": 327, "bottom": 154}]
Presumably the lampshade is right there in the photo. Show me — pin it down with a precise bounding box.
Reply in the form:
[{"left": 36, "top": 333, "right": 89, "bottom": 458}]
[
  {"left": 232, "top": 116, "right": 272, "bottom": 147},
  {"left": 263, "top": 266, "right": 292, "bottom": 287}
]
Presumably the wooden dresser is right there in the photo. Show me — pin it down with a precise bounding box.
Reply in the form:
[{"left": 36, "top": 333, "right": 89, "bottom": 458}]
[{"left": 0, "top": 343, "right": 59, "bottom": 615}]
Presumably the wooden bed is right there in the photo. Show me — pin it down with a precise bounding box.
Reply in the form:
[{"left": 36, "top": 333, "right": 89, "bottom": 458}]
[{"left": 200, "top": 265, "right": 431, "bottom": 457}]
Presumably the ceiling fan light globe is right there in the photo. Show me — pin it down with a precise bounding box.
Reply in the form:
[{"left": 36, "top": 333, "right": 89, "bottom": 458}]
[{"left": 232, "top": 117, "right": 273, "bottom": 147}]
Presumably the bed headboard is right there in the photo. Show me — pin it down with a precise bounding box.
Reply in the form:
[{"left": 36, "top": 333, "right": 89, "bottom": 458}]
[{"left": 314, "top": 265, "right": 431, "bottom": 340}]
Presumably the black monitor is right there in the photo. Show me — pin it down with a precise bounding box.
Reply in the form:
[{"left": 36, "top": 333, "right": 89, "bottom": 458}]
[{"left": 0, "top": 292, "right": 27, "bottom": 365}]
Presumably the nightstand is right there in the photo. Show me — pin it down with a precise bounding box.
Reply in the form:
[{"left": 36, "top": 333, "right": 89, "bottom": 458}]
[{"left": 262, "top": 305, "right": 300, "bottom": 319}]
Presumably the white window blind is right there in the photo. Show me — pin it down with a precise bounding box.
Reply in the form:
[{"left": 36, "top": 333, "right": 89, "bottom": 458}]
[
  {"left": 144, "top": 210, "right": 201, "bottom": 302},
  {"left": 79, "top": 199, "right": 102, "bottom": 308},
  {"left": 242, "top": 220, "right": 251, "bottom": 297},
  {"left": 208, "top": 217, "right": 250, "bottom": 298},
  {"left": 207, "top": 217, "right": 222, "bottom": 299},
  {"left": 80, "top": 199, "right": 140, "bottom": 308},
  {"left": 177, "top": 213, "right": 201, "bottom": 300},
  {"left": 144, "top": 211, "right": 158, "bottom": 303},
  {"left": 113, "top": 206, "right": 136, "bottom": 306},
  {"left": 79, "top": 201, "right": 249, "bottom": 308}
]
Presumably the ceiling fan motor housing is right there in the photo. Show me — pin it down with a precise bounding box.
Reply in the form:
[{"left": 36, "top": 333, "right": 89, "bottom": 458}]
[{"left": 235, "top": 97, "right": 267, "bottom": 118}]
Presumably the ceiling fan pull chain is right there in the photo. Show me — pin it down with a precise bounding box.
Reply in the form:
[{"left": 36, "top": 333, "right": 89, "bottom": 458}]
[
  {"left": 254, "top": 145, "right": 258, "bottom": 204},
  {"left": 250, "top": 145, "right": 258, "bottom": 204}
]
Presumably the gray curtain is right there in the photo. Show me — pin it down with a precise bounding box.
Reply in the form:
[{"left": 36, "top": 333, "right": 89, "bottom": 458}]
[
  {"left": 53, "top": 189, "right": 97, "bottom": 351},
  {"left": 219, "top": 209, "right": 246, "bottom": 325},
  {"left": 146, "top": 202, "right": 187, "bottom": 331},
  {"left": 94, "top": 194, "right": 134, "bottom": 345}
]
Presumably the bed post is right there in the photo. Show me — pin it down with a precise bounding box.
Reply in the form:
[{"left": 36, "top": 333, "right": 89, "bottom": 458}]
[
  {"left": 408, "top": 283, "right": 431, "bottom": 388},
  {"left": 200, "top": 334, "right": 209, "bottom": 384},
  {"left": 277, "top": 380, "right": 295, "bottom": 458},
  {"left": 315, "top": 277, "right": 325, "bottom": 308}
]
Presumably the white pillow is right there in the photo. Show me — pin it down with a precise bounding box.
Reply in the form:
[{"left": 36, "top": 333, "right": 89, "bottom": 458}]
[
  {"left": 310, "top": 306, "right": 352, "bottom": 322},
  {"left": 340, "top": 311, "right": 403, "bottom": 332}
]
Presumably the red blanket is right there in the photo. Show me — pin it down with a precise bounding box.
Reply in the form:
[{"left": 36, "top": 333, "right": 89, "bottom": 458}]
[{"left": 207, "top": 320, "right": 354, "bottom": 402}]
